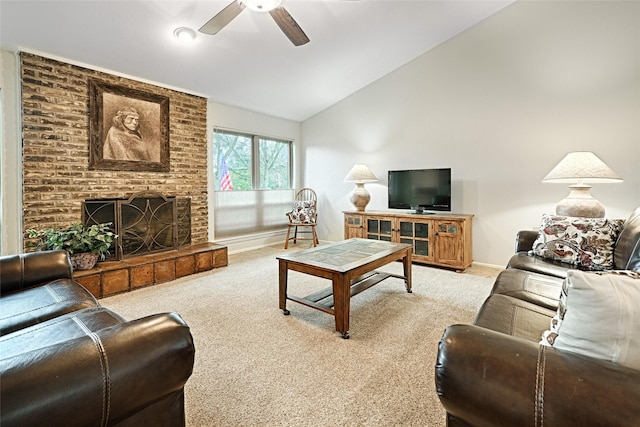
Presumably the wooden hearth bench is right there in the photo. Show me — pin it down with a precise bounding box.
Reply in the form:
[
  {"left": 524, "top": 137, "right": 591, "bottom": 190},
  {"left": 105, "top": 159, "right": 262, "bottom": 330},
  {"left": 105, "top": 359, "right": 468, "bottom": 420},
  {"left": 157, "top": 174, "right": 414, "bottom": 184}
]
[{"left": 73, "top": 243, "right": 227, "bottom": 298}]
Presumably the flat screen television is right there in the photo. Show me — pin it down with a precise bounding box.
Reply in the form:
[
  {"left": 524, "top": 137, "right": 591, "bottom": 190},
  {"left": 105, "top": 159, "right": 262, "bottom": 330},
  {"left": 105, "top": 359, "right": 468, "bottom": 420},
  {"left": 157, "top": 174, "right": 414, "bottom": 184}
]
[{"left": 388, "top": 168, "right": 451, "bottom": 213}]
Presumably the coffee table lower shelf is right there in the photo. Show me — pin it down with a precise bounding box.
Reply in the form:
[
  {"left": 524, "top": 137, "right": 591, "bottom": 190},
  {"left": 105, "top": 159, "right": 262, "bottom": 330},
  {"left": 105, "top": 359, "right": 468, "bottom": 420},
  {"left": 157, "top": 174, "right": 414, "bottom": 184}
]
[{"left": 284, "top": 271, "right": 410, "bottom": 316}]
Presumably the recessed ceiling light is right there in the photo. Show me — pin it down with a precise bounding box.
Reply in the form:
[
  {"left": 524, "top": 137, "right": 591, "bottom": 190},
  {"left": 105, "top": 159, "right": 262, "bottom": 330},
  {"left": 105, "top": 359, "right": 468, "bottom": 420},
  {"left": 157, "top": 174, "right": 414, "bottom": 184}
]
[{"left": 174, "top": 27, "right": 197, "bottom": 43}]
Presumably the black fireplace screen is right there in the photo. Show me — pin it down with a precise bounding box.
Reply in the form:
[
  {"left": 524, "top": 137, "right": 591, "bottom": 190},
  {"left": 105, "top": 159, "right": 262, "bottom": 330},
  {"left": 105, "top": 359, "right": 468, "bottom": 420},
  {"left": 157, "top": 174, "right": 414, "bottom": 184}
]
[{"left": 82, "top": 191, "right": 191, "bottom": 260}]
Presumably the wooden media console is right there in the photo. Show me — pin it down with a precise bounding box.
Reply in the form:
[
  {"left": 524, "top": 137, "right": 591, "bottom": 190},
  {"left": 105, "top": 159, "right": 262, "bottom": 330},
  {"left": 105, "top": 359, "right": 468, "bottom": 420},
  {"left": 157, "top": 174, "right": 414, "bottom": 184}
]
[{"left": 344, "top": 211, "right": 473, "bottom": 271}]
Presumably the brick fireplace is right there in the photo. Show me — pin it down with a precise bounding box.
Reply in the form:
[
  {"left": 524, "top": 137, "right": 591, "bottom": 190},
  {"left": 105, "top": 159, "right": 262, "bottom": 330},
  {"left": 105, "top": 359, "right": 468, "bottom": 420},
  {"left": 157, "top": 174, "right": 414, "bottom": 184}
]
[
  {"left": 19, "top": 53, "right": 226, "bottom": 297},
  {"left": 20, "top": 53, "right": 209, "bottom": 247}
]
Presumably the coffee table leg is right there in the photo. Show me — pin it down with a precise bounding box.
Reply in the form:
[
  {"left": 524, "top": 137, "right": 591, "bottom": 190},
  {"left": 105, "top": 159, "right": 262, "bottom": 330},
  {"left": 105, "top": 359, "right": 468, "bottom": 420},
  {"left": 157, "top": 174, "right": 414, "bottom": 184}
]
[
  {"left": 403, "top": 249, "right": 413, "bottom": 293},
  {"left": 279, "top": 260, "right": 290, "bottom": 315},
  {"left": 333, "top": 273, "right": 350, "bottom": 339}
]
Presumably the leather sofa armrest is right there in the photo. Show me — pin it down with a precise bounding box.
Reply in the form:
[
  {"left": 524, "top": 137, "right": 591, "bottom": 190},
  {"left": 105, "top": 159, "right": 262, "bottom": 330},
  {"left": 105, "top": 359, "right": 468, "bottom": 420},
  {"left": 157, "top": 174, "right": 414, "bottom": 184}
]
[
  {"left": 0, "top": 250, "right": 73, "bottom": 294},
  {"left": 1, "top": 312, "right": 195, "bottom": 427},
  {"left": 435, "top": 324, "right": 640, "bottom": 427},
  {"left": 515, "top": 229, "right": 538, "bottom": 252}
]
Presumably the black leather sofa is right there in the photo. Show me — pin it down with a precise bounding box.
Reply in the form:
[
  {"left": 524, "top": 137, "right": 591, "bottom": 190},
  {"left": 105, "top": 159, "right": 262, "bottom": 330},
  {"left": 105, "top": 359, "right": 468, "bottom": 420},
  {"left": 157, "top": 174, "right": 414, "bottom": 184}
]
[
  {"left": 435, "top": 207, "right": 640, "bottom": 426},
  {"left": 0, "top": 250, "right": 195, "bottom": 427}
]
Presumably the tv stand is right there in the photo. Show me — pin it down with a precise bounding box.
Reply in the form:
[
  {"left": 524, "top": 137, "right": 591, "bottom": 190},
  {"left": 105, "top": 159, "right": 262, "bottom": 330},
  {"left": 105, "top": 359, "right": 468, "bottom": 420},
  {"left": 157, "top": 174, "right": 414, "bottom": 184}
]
[{"left": 343, "top": 210, "right": 473, "bottom": 271}]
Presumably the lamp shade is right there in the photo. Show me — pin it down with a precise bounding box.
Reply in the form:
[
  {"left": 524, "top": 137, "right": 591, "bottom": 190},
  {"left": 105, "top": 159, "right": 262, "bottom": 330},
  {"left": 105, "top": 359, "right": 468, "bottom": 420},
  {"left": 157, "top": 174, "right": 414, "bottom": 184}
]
[
  {"left": 542, "top": 152, "right": 622, "bottom": 183},
  {"left": 343, "top": 164, "right": 378, "bottom": 183},
  {"left": 542, "top": 151, "right": 622, "bottom": 218}
]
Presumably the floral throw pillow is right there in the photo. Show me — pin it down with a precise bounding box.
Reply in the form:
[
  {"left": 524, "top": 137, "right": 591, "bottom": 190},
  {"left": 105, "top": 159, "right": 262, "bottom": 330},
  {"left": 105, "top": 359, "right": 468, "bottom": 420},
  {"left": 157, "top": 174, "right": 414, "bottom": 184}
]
[
  {"left": 532, "top": 214, "right": 625, "bottom": 271},
  {"left": 288, "top": 200, "right": 316, "bottom": 224}
]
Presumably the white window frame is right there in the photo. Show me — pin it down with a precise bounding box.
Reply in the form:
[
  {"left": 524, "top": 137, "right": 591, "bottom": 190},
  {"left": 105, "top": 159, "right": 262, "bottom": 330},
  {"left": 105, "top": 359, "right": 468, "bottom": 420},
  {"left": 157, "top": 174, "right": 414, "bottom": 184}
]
[{"left": 212, "top": 128, "right": 294, "bottom": 240}]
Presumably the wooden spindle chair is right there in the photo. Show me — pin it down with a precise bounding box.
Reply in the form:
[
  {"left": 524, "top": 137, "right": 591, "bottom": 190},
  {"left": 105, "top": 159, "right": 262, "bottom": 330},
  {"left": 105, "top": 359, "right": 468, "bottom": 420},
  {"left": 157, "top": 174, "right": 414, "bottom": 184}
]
[{"left": 284, "top": 188, "right": 319, "bottom": 249}]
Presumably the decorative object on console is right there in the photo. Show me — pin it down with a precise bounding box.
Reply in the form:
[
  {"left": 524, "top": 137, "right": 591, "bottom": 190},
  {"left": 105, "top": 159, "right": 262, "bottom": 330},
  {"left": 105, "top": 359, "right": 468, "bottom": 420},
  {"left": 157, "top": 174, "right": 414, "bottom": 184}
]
[
  {"left": 542, "top": 151, "right": 622, "bottom": 218},
  {"left": 344, "top": 164, "right": 378, "bottom": 212}
]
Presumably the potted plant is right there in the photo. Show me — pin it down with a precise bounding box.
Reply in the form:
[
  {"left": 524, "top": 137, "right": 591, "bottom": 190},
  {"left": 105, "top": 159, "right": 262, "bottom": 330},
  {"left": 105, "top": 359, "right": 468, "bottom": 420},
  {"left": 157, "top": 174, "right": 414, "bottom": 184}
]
[{"left": 26, "top": 222, "right": 117, "bottom": 270}]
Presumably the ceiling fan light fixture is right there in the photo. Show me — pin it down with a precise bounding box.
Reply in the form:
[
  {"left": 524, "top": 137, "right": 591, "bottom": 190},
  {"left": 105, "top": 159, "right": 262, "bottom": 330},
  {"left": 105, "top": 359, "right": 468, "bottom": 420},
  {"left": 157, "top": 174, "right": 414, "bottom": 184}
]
[
  {"left": 242, "top": 0, "right": 283, "bottom": 12},
  {"left": 174, "top": 27, "right": 197, "bottom": 43}
]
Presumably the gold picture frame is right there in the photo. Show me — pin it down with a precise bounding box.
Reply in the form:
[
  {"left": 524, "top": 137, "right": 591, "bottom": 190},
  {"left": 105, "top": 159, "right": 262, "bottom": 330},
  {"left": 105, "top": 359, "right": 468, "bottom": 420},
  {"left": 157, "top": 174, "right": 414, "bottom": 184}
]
[{"left": 89, "top": 79, "right": 170, "bottom": 172}]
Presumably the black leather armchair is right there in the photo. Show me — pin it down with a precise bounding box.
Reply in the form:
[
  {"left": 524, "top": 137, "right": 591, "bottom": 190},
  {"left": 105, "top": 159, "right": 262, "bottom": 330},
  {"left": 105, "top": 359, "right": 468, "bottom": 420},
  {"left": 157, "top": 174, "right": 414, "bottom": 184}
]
[{"left": 0, "top": 251, "right": 195, "bottom": 427}]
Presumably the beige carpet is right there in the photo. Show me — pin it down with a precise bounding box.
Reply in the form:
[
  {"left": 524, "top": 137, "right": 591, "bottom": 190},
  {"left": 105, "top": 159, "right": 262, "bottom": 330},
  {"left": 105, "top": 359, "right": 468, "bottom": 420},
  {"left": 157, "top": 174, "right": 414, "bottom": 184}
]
[{"left": 101, "top": 243, "right": 501, "bottom": 426}]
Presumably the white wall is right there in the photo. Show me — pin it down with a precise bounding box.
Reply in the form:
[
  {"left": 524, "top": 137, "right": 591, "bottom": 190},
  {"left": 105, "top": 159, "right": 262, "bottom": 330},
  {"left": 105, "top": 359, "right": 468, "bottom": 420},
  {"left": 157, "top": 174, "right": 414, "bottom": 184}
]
[
  {"left": 207, "top": 100, "right": 302, "bottom": 253},
  {"left": 301, "top": 1, "right": 640, "bottom": 266},
  {"left": 0, "top": 50, "right": 22, "bottom": 255}
]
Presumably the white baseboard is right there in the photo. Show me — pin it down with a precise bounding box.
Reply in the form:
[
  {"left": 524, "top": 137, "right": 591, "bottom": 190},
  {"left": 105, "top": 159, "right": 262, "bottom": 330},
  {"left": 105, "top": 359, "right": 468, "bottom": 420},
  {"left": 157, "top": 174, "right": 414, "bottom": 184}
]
[
  {"left": 214, "top": 231, "right": 288, "bottom": 255},
  {"left": 472, "top": 261, "right": 505, "bottom": 270}
]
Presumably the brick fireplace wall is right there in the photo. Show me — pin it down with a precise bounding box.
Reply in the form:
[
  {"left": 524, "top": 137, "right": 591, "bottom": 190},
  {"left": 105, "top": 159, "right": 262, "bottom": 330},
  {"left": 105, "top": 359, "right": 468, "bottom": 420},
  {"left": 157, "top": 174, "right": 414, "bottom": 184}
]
[{"left": 20, "top": 53, "right": 209, "bottom": 249}]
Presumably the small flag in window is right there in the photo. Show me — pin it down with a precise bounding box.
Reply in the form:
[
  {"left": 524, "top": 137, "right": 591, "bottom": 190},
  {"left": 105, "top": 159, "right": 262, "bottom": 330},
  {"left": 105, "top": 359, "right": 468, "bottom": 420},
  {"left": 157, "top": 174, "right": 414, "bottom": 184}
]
[{"left": 220, "top": 156, "right": 233, "bottom": 191}]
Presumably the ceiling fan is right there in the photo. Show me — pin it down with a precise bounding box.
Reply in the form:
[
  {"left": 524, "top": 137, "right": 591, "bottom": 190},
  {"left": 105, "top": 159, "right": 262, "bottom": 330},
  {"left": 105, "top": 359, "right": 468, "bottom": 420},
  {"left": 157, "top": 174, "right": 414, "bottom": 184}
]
[{"left": 198, "top": 0, "right": 355, "bottom": 47}]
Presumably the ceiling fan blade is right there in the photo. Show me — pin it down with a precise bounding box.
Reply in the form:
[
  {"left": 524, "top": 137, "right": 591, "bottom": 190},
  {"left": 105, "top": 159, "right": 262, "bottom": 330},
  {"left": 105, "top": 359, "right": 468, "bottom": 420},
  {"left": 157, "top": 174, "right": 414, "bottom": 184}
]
[
  {"left": 269, "top": 6, "right": 310, "bottom": 47},
  {"left": 198, "top": 1, "right": 246, "bottom": 35}
]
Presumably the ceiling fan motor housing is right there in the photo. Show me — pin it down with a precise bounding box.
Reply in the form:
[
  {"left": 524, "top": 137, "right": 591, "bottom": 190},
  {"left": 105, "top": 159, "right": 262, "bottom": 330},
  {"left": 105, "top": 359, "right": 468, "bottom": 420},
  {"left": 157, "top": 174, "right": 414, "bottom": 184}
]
[
  {"left": 200, "top": 0, "right": 309, "bottom": 46},
  {"left": 242, "top": 0, "right": 283, "bottom": 12}
]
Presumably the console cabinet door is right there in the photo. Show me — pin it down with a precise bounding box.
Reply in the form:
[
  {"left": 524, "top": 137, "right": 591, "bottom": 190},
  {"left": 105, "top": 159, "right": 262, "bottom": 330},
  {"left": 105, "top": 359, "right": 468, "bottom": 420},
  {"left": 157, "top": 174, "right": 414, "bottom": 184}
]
[
  {"left": 344, "top": 214, "right": 364, "bottom": 238},
  {"left": 398, "top": 219, "right": 434, "bottom": 264},
  {"left": 434, "top": 220, "right": 464, "bottom": 267},
  {"left": 365, "top": 217, "right": 394, "bottom": 242}
]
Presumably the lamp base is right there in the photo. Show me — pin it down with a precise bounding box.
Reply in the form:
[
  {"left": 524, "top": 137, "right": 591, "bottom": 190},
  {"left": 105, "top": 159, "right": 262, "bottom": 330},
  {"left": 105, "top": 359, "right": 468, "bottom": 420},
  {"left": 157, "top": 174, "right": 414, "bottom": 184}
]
[
  {"left": 349, "top": 183, "right": 371, "bottom": 212},
  {"left": 555, "top": 184, "right": 605, "bottom": 218}
]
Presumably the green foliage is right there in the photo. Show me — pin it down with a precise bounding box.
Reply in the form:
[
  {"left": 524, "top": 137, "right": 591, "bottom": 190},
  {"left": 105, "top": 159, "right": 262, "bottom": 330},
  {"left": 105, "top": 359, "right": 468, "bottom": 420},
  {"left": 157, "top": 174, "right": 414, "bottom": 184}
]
[
  {"left": 259, "top": 138, "right": 290, "bottom": 189},
  {"left": 26, "top": 222, "right": 117, "bottom": 261},
  {"left": 213, "top": 131, "right": 290, "bottom": 191}
]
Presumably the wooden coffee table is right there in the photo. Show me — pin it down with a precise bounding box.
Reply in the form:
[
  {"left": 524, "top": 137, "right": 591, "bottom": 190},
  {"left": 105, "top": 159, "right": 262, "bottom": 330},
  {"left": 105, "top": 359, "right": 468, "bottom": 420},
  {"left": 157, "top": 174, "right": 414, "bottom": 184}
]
[{"left": 277, "top": 238, "right": 412, "bottom": 338}]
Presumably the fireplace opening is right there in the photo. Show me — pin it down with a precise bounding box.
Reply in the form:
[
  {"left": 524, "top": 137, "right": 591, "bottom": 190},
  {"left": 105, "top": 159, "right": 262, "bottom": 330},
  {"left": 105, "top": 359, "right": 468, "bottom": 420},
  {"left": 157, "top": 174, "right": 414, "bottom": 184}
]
[{"left": 83, "top": 191, "right": 191, "bottom": 260}]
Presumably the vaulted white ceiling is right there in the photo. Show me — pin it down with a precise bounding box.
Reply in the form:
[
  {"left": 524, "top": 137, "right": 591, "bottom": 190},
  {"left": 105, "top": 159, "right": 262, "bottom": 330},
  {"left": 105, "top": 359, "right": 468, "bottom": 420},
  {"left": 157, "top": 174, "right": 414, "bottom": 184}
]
[{"left": 0, "top": 0, "right": 514, "bottom": 121}]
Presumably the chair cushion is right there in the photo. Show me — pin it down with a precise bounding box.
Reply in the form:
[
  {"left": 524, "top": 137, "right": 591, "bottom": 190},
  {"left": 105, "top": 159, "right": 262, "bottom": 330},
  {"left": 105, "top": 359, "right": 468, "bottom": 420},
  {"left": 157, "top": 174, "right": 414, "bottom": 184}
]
[
  {"left": 491, "top": 268, "right": 563, "bottom": 310},
  {"left": 288, "top": 200, "right": 316, "bottom": 224},
  {"left": 0, "top": 278, "right": 99, "bottom": 337},
  {"left": 0, "top": 306, "right": 125, "bottom": 360},
  {"left": 540, "top": 270, "right": 640, "bottom": 370},
  {"left": 474, "top": 294, "right": 556, "bottom": 342},
  {"left": 532, "top": 214, "right": 625, "bottom": 271}
]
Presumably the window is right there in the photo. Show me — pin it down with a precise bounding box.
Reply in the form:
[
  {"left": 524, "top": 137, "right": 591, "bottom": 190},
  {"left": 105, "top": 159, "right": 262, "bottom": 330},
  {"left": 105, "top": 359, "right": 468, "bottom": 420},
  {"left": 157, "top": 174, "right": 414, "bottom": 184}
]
[
  {"left": 213, "top": 130, "right": 291, "bottom": 191},
  {"left": 212, "top": 129, "right": 294, "bottom": 239}
]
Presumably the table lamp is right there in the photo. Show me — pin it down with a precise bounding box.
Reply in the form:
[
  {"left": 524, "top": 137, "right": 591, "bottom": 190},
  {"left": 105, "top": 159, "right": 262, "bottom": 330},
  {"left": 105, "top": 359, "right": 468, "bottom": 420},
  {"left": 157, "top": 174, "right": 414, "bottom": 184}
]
[
  {"left": 542, "top": 151, "right": 622, "bottom": 218},
  {"left": 344, "top": 164, "right": 378, "bottom": 212}
]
